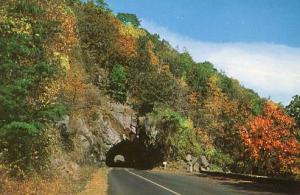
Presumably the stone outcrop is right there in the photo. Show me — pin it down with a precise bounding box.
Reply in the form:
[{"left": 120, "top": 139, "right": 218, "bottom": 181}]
[
  {"left": 183, "top": 154, "right": 210, "bottom": 172},
  {"left": 56, "top": 98, "right": 137, "bottom": 166}
]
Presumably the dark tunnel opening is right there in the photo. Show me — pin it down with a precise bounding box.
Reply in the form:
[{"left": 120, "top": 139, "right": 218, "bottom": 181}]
[
  {"left": 105, "top": 138, "right": 162, "bottom": 169},
  {"left": 105, "top": 113, "right": 165, "bottom": 169}
]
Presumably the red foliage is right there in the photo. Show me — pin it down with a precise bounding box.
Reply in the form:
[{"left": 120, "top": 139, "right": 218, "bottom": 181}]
[{"left": 240, "top": 101, "right": 300, "bottom": 174}]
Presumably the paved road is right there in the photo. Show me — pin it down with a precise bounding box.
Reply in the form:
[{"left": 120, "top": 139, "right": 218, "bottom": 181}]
[{"left": 108, "top": 168, "right": 298, "bottom": 195}]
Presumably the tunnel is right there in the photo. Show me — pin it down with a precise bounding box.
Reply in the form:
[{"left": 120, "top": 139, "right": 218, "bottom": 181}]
[{"left": 105, "top": 137, "right": 162, "bottom": 169}]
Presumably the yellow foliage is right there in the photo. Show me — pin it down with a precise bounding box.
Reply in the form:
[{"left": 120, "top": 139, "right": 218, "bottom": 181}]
[
  {"left": 147, "top": 40, "right": 160, "bottom": 66},
  {"left": 205, "top": 75, "right": 225, "bottom": 112},
  {"left": 119, "top": 24, "right": 146, "bottom": 38},
  {"left": 0, "top": 6, "right": 7, "bottom": 22},
  {"left": 54, "top": 52, "right": 70, "bottom": 70},
  {"left": 0, "top": 14, "right": 32, "bottom": 35},
  {"left": 186, "top": 117, "right": 194, "bottom": 129},
  {"left": 38, "top": 79, "right": 63, "bottom": 107},
  {"left": 42, "top": 1, "right": 78, "bottom": 55},
  {"left": 179, "top": 77, "right": 188, "bottom": 87},
  {"left": 26, "top": 79, "right": 63, "bottom": 111}
]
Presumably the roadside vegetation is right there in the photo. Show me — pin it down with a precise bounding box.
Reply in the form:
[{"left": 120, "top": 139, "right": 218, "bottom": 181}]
[{"left": 78, "top": 167, "right": 108, "bottom": 195}]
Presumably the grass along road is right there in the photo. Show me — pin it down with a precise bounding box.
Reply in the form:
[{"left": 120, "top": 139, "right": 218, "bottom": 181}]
[{"left": 78, "top": 167, "right": 108, "bottom": 195}]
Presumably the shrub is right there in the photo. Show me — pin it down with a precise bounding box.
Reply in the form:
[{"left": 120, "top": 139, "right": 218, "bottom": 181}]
[
  {"left": 0, "top": 122, "right": 50, "bottom": 177},
  {"left": 149, "top": 107, "right": 202, "bottom": 160},
  {"left": 206, "top": 148, "right": 233, "bottom": 172}
]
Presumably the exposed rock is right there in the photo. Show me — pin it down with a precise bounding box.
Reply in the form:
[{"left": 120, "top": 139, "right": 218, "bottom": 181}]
[
  {"left": 141, "top": 115, "right": 158, "bottom": 144},
  {"left": 186, "top": 154, "right": 192, "bottom": 162},
  {"left": 193, "top": 162, "right": 200, "bottom": 172},
  {"left": 79, "top": 135, "right": 90, "bottom": 152},
  {"left": 75, "top": 118, "right": 95, "bottom": 145},
  {"left": 200, "top": 155, "right": 210, "bottom": 168},
  {"left": 57, "top": 115, "right": 73, "bottom": 136},
  {"left": 103, "top": 127, "right": 121, "bottom": 146},
  {"left": 55, "top": 93, "right": 138, "bottom": 166},
  {"left": 95, "top": 112, "right": 122, "bottom": 147},
  {"left": 110, "top": 102, "right": 137, "bottom": 134},
  {"left": 191, "top": 156, "right": 198, "bottom": 164},
  {"left": 57, "top": 115, "right": 74, "bottom": 151},
  {"left": 200, "top": 166, "right": 207, "bottom": 171},
  {"left": 94, "top": 68, "right": 108, "bottom": 87},
  {"left": 57, "top": 115, "right": 69, "bottom": 128}
]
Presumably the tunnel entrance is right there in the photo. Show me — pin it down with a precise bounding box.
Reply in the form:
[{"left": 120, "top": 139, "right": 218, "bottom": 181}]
[
  {"left": 105, "top": 138, "right": 161, "bottom": 169},
  {"left": 105, "top": 114, "right": 165, "bottom": 169}
]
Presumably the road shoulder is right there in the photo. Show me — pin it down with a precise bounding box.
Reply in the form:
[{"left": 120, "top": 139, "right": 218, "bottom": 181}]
[{"left": 78, "top": 167, "right": 108, "bottom": 195}]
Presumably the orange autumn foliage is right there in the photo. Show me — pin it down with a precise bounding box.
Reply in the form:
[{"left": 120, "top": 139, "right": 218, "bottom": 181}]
[
  {"left": 42, "top": 1, "right": 78, "bottom": 55},
  {"left": 147, "top": 41, "right": 160, "bottom": 66},
  {"left": 115, "top": 21, "right": 146, "bottom": 61},
  {"left": 240, "top": 101, "right": 300, "bottom": 174},
  {"left": 63, "top": 71, "right": 87, "bottom": 105},
  {"left": 116, "top": 33, "right": 137, "bottom": 59},
  {"left": 188, "top": 91, "right": 199, "bottom": 106}
]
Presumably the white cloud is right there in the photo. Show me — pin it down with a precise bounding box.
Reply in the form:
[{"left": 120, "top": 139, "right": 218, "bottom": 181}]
[{"left": 141, "top": 19, "right": 300, "bottom": 105}]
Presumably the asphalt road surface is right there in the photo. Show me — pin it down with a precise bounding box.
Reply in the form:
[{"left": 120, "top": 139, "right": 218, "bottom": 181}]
[{"left": 108, "top": 168, "right": 299, "bottom": 195}]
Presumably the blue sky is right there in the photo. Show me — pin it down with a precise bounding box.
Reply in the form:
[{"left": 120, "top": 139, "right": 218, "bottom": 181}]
[
  {"left": 107, "top": 0, "right": 300, "bottom": 47},
  {"left": 106, "top": 0, "right": 300, "bottom": 105}
]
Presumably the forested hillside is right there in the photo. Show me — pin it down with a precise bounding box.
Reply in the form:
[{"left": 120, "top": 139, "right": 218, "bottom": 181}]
[{"left": 0, "top": 0, "right": 299, "bottom": 193}]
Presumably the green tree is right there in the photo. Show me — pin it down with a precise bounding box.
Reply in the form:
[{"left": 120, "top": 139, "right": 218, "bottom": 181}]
[
  {"left": 108, "top": 64, "right": 127, "bottom": 104},
  {"left": 286, "top": 95, "right": 300, "bottom": 141},
  {"left": 166, "top": 51, "right": 194, "bottom": 78},
  {"left": 77, "top": 2, "right": 118, "bottom": 71},
  {"left": 147, "top": 107, "right": 201, "bottom": 160},
  {"left": 95, "top": 0, "right": 109, "bottom": 10},
  {"left": 117, "top": 13, "right": 141, "bottom": 27},
  {"left": 128, "top": 70, "right": 183, "bottom": 114},
  {"left": 0, "top": 122, "right": 50, "bottom": 176},
  {"left": 218, "top": 73, "right": 238, "bottom": 98},
  {"left": 286, "top": 95, "right": 300, "bottom": 126},
  {"left": 0, "top": 1, "right": 64, "bottom": 176},
  {"left": 186, "top": 61, "right": 217, "bottom": 96}
]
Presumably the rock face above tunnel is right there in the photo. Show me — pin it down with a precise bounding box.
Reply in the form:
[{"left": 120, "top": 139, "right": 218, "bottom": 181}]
[
  {"left": 110, "top": 102, "right": 137, "bottom": 134},
  {"left": 138, "top": 115, "right": 159, "bottom": 144},
  {"left": 56, "top": 99, "right": 137, "bottom": 165}
]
